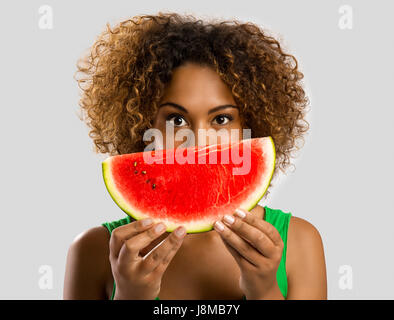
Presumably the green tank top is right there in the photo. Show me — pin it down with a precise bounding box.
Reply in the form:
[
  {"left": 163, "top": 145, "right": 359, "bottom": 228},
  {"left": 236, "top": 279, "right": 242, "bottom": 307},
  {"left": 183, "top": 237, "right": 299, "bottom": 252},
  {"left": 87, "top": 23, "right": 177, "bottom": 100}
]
[{"left": 101, "top": 205, "right": 291, "bottom": 300}]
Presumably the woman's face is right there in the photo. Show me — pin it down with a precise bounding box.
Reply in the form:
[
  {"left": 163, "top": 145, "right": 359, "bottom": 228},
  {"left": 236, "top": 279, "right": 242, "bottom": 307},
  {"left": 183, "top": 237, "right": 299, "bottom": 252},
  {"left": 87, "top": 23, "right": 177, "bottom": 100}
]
[{"left": 152, "top": 62, "right": 243, "bottom": 150}]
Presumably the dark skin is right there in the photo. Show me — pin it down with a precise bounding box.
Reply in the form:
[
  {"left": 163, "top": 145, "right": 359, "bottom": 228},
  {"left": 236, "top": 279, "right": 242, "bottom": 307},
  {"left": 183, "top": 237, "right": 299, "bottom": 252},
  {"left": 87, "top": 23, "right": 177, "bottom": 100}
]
[{"left": 63, "top": 62, "right": 327, "bottom": 299}]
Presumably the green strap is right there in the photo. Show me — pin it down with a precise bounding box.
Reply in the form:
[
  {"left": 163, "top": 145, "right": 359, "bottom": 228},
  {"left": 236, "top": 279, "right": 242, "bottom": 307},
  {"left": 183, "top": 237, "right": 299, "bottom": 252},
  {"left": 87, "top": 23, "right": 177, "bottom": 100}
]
[
  {"left": 101, "top": 216, "right": 131, "bottom": 300},
  {"left": 263, "top": 206, "right": 292, "bottom": 299}
]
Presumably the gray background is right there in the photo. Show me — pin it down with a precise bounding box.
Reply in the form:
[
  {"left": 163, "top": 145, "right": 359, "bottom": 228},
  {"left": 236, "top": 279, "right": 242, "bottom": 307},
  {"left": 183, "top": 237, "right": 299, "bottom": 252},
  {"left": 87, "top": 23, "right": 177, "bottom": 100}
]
[{"left": 0, "top": 0, "right": 392, "bottom": 299}]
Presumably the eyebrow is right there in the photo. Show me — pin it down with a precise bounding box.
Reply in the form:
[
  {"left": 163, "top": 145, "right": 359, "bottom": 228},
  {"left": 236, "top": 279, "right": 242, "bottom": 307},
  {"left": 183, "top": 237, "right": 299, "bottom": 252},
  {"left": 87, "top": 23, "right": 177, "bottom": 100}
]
[{"left": 159, "top": 102, "right": 239, "bottom": 115}]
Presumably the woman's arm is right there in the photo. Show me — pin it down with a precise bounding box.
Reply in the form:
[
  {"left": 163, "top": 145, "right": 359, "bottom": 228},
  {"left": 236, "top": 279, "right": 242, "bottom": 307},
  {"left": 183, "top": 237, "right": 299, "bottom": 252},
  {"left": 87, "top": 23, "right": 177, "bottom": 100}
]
[
  {"left": 63, "top": 226, "right": 111, "bottom": 299},
  {"left": 286, "top": 216, "right": 327, "bottom": 299}
]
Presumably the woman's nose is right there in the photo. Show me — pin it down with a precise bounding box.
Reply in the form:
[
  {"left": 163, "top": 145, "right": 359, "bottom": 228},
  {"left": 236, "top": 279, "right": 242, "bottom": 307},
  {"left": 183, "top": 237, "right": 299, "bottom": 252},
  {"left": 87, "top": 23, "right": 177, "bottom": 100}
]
[{"left": 186, "top": 126, "right": 231, "bottom": 148}]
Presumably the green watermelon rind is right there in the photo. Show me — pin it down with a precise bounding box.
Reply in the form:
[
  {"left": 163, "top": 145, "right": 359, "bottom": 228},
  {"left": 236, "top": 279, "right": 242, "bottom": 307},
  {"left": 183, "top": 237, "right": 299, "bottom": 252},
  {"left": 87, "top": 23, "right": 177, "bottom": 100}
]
[
  {"left": 242, "top": 136, "right": 276, "bottom": 207},
  {"left": 102, "top": 136, "right": 276, "bottom": 234}
]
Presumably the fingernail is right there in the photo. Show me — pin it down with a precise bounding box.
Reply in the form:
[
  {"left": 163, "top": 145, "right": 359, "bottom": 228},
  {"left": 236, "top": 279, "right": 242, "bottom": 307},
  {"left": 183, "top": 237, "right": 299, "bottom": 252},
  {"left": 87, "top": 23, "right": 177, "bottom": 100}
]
[
  {"left": 223, "top": 214, "right": 235, "bottom": 225},
  {"left": 155, "top": 223, "right": 165, "bottom": 233},
  {"left": 142, "top": 218, "right": 153, "bottom": 226},
  {"left": 235, "top": 208, "right": 246, "bottom": 218},
  {"left": 214, "top": 221, "right": 225, "bottom": 232},
  {"left": 175, "top": 227, "right": 186, "bottom": 238}
]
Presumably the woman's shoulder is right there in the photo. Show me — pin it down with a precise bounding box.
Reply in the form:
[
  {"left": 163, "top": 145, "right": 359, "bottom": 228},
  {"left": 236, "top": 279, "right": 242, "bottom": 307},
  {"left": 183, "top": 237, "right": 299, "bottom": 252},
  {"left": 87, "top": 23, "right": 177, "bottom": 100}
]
[
  {"left": 70, "top": 225, "right": 111, "bottom": 251},
  {"left": 66, "top": 225, "right": 111, "bottom": 273},
  {"left": 287, "top": 215, "right": 324, "bottom": 252},
  {"left": 65, "top": 215, "right": 136, "bottom": 284},
  {"left": 67, "top": 224, "right": 114, "bottom": 271},
  {"left": 286, "top": 214, "right": 326, "bottom": 288},
  {"left": 259, "top": 204, "right": 322, "bottom": 242},
  {"left": 64, "top": 225, "right": 112, "bottom": 299}
]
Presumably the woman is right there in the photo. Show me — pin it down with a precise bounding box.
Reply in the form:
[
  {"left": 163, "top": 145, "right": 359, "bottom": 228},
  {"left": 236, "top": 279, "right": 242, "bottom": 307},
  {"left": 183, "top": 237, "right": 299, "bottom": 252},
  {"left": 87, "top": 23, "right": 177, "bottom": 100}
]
[{"left": 64, "top": 12, "right": 327, "bottom": 300}]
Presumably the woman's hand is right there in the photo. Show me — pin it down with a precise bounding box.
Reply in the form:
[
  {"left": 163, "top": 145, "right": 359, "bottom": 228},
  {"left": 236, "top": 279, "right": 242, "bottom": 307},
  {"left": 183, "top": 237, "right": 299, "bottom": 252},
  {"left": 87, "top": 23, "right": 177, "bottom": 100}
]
[
  {"left": 109, "top": 218, "right": 186, "bottom": 300},
  {"left": 213, "top": 207, "right": 284, "bottom": 300}
]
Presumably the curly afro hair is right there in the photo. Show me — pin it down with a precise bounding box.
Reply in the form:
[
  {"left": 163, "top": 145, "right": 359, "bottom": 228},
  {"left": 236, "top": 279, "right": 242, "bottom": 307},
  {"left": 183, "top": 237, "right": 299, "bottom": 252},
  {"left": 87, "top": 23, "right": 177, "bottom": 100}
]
[{"left": 75, "top": 12, "right": 310, "bottom": 196}]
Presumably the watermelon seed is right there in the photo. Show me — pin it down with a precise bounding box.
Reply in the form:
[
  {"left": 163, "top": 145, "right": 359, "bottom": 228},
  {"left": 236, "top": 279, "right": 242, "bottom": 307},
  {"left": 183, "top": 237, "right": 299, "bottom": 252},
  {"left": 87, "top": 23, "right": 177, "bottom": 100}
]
[
  {"left": 146, "top": 179, "right": 150, "bottom": 183},
  {"left": 152, "top": 183, "right": 156, "bottom": 189},
  {"left": 134, "top": 170, "right": 138, "bottom": 174},
  {"left": 133, "top": 161, "right": 137, "bottom": 167},
  {"left": 142, "top": 170, "right": 146, "bottom": 175}
]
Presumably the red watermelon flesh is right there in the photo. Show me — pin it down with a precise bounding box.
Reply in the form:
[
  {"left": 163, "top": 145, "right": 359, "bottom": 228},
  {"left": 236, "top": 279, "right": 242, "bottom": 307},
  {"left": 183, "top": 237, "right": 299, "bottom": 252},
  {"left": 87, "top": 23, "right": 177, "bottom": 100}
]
[{"left": 102, "top": 136, "right": 276, "bottom": 233}]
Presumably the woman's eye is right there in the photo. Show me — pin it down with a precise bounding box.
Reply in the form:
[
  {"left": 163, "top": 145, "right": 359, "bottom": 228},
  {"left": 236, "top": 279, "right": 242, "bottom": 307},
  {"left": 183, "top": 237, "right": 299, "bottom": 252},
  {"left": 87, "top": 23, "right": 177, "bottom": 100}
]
[
  {"left": 213, "top": 114, "right": 233, "bottom": 125},
  {"left": 166, "top": 114, "right": 187, "bottom": 127}
]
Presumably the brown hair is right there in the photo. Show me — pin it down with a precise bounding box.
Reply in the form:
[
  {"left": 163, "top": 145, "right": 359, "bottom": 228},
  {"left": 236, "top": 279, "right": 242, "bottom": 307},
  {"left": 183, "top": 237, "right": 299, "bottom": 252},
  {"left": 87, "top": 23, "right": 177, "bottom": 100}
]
[{"left": 75, "top": 12, "right": 310, "bottom": 195}]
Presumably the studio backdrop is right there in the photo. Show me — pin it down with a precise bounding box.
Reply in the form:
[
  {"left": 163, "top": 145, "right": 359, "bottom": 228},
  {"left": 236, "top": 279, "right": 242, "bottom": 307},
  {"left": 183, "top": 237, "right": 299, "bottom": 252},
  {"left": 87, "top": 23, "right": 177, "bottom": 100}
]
[{"left": 0, "top": 0, "right": 393, "bottom": 299}]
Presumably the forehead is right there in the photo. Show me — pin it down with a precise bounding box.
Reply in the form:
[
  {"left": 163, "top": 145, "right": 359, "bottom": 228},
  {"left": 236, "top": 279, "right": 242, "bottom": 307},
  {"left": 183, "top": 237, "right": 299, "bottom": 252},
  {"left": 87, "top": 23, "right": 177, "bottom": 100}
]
[{"left": 160, "top": 63, "right": 236, "bottom": 110}]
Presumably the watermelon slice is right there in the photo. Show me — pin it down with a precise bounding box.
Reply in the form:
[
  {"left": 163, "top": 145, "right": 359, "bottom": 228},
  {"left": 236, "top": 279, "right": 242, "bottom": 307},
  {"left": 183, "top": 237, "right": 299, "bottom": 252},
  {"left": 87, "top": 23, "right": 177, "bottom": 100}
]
[{"left": 102, "top": 136, "right": 275, "bottom": 233}]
